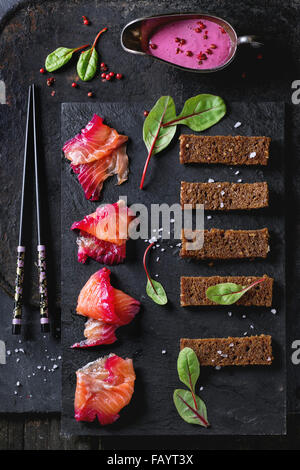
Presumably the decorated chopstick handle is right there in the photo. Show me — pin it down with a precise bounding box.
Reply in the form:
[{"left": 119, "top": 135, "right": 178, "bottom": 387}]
[
  {"left": 12, "top": 246, "right": 25, "bottom": 334},
  {"left": 37, "top": 245, "right": 50, "bottom": 332}
]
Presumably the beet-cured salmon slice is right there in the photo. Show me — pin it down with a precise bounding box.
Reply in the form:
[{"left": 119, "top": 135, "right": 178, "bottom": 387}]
[
  {"left": 72, "top": 200, "right": 135, "bottom": 246},
  {"left": 71, "top": 200, "right": 136, "bottom": 265},
  {"left": 76, "top": 267, "right": 141, "bottom": 323},
  {"left": 76, "top": 268, "right": 119, "bottom": 324},
  {"left": 74, "top": 354, "right": 135, "bottom": 425},
  {"left": 70, "top": 145, "right": 129, "bottom": 201},
  {"left": 74, "top": 268, "right": 140, "bottom": 348},
  {"left": 76, "top": 232, "right": 126, "bottom": 265},
  {"left": 63, "top": 115, "right": 129, "bottom": 200},
  {"left": 71, "top": 319, "right": 117, "bottom": 348},
  {"left": 63, "top": 114, "right": 128, "bottom": 165}
]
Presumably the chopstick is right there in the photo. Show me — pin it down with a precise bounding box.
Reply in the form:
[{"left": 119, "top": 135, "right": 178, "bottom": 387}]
[
  {"left": 12, "top": 84, "right": 50, "bottom": 334},
  {"left": 12, "top": 86, "right": 31, "bottom": 334},
  {"left": 32, "top": 84, "right": 50, "bottom": 333}
]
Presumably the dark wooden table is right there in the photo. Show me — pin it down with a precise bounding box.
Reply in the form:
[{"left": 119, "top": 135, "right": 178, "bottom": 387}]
[
  {"left": 1, "top": 414, "right": 300, "bottom": 450},
  {"left": 1, "top": 0, "right": 300, "bottom": 450}
]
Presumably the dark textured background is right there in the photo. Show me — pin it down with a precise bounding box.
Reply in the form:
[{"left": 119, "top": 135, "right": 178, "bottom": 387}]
[
  {"left": 61, "top": 101, "right": 286, "bottom": 436},
  {"left": 0, "top": 0, "right": 299, "bottom": 447}
]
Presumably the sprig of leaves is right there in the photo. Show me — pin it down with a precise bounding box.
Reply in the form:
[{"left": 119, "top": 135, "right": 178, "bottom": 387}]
[
  {"left": 140, "top": 94, "right": 226, "bottom": 189},
  {"left": 206, "top": 278, "right": 266, "bottom": 305},
  {"left": 173, "top": 348, "right": 209, "bottom": 427},
  {"left": 143, "top": 242, "right": 167, "bottom": 305}
]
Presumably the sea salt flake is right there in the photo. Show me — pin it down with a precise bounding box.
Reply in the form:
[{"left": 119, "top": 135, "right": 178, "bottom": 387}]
[
  {"left": 16, "top": 381, "right": 21, "bottom": 387},
  {"left": 215, "top": 365, "right": 221, "bottom": 370},
  {"left": 271, "top": 308, "right": 277, "bottom": 314},
  {"left": 161, "top": 248, "right": 165, "bottom": 252},
  {"left": 237, "top": 179, "right": 242, "bottom": 183},
  {"left": 53, "top": 364, "right": 58, "bottom": 370},
  {"left": 250, "top": 324, "right": 254, "bottom": 329},
  {"left": 267, "top": 357, "right": 272, "bottom": 361},
  {"left": 161, "top": 350, "right": 167, "bottom": 355},
  {"left": 220, "top": 202, "right": 224, "bottom": 208},
  {"left": 7, "top": 350, "right": 11, "bottom": 356},
  {"left": 243, "top": 332, "right": 248, "bottom": 336},
  {"left": 220, "top": 190, "right": 225, "bottom": 196},
  {"left": 242, "top": 314, "right": 246, "bottom": 319},
  {"left": 234, "top": 170, "right": 240, "bottom": 175},
  {"left": 199, "top": 386, "right": 204, "bottom": 391},
  {"left": 228, "top": 311, "right": 232, "bottom": 317},
  {"left": 149, "top": 236, "right": 157, "bottom": 243},
  {"left": 234, "top": 121, "right": 242, "bottom": 128},
  {"left": 156, "top": 257, "right": 160, "bottom": 262},
  {"left": 249, "top": 151, "right": 256, "bottom": 158},
  {"left": 16, "top": 358, "right": 20, "bottom": 363},
  {"left": 207, "top": 215, "right": 212, "bottom": 220},
  {"left": 229, "top": 343, "right": 234, "bottom": 347},
  {"left": 208, "top": 178, "right": 215, "bottom": 183}
]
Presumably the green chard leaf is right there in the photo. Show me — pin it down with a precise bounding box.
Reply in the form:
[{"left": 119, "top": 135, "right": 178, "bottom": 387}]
[
  {"left": 146, "top": 278, "right": 168, "bottom": 305},
  {"left": 140, "top": 93, "right": 226, "bottom": 190},
  {"left": 177, "top": 347, "right": 200, "bottom": 392},
  {"left": 77, "top": 27, "right": 107, "bottom": 82},
  {"left": 206, "top": 278, "right": 265, "bottom": 305},
  {"left": 173, "top": 389, "right": 209, "bottom": 427},
  {"left": 143, "top": 96, "right": 177, "bottom": 155},
  {"left": 45, "top": 45, "right": 89, "bottom": 72},
  {"left": 167, "top": 94, "right": 226, "bottom": 131},
  {"left": 77, "top": 48, "right": 98, "bottom": 81}
]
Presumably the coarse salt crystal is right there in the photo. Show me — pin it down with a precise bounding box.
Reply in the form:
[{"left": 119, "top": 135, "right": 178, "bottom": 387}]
[
  {"left": 220, "top": 202, "right": 224, "bottom": 208},
  {"left": 250, "top": 325, "right": 254, "bottom": 329},
  {"left": 207, "top": 215, "right": 212, "bottom": 220},
  {"left": 220, "top": 190, "right": 225, "bottom": 196},
  {"left": 217, "top": 350, "right": 222, "bottom": 354},
  {"left": 208, "top": 178, "right": 214, "bottom": 183},
  {"left": 16, "top": 381, "right": 21, "bottom": 387},
  {"left": 249, "top": 152, "right": 256, "bottom": 158},
  {"left": 243, "top": 332, "right": 248, "bottom": 336},
  {"left": 215, "top": 365, "right": 221, "bottom": 370},
  {"left": 228, "top": 312, "right": 232, "bottom": 317},
  {"left": 237, "top": 179, "right": 242, "bottom": 183},
  {"left": 170, "top": 218, "right": 175, "bottom": 223},
  {"left": 234, "top": 170, "right": 240, "bottom": 175},
  {"left": 7, "top": 350, "right": 11, "bottom": 356},
  {"left": 271, "top": 308, "right": 277, "bottom": 314},
  {"left": 156, "top": 257, "right": 160, "bottom": 262},
  {"left": 229, "top": 343, "right": 234, "bottom": 347},
  {"left": 199, "top": 386, "right": 204, "bottom": 391},
  {"left": 161, "top": 248, "right": 165, "bottom": 252},
  {"left": 161, "top": 350, "right": 167, "bottom": 355},
  {"left": 16, "top": 358, "right": 20, "bottom": 363},
  {"left": 242, "top": 314, "right": 246, "bottom": 319},
  {"left": 53, "top": 364, "right": 58, "bottom": 370},
  {"left": 234, "top": 121, "right": 241, "bottom": 128}
]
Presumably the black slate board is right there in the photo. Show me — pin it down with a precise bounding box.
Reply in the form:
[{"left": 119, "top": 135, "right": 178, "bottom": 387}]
[
  {"left": 0, "top": 289, "right": 61, "bottom": 413},
  {"left": 61, "top": 100, "right": 286, "bottom": 436}
]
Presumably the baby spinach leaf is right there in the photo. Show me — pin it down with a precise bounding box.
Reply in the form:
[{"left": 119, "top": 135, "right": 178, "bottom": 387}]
[
  {"left": 146, "top": 278, "right": 168, "bottom": 305},
  {"left": 173, "top": 389, "right": 209, "bottom": 427},
  {"left": 169, "top": 94, "right": 226, "bottom": 131},
  {"left": 177, "top": 347, "right": 200, "bottom": 392},
  {"left": 45, "top": 45, "right": 89, "bottom": 72},
  {"left": 206, "top": 278, "right": 265, "bottom": 305}
]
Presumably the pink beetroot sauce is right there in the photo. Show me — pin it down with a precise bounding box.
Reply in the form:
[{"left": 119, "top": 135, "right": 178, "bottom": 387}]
[{"left": 148, "top": 18, "right": 232, "bottom": 70}]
